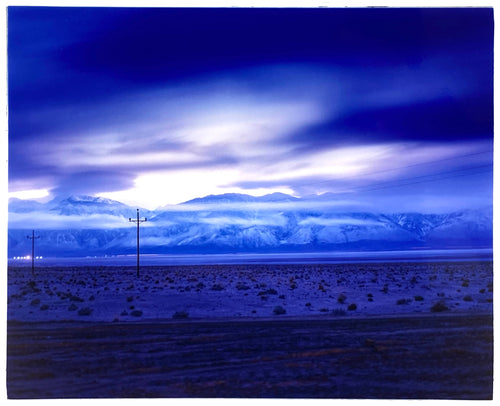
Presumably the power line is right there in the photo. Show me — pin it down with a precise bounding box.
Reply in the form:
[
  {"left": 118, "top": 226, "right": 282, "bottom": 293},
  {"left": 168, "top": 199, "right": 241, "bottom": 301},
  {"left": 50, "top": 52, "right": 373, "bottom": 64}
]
[
  {"left": 354, "top": 163, "right": 493, "bottom": 190},
  {"left": 297, "top": 148, "right": 493, "bottom": 190},
  {"left": 358, "top": 148, "right": 492, "bottom": 179},
  {"left": 358, "top": 165, "right": 493, "bottom": 193},
  {"left": 266, "top": 148, "right": 493, "bottom": 195}
]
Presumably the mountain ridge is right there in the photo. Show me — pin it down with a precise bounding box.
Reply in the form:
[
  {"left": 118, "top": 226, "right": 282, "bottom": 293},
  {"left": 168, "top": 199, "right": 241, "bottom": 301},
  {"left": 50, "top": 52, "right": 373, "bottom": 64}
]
[{"left": 8, "top": 193, "right": 493, "bottom": 257}]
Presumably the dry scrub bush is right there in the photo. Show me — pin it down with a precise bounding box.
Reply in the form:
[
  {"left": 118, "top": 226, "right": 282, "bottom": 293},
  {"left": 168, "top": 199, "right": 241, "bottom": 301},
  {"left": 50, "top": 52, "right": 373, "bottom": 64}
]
[
  {"left": 430, "top": 301, "right": 449, "bottom": 312},
  {"left": 273, "top": 305, "right": 286, "bottom": 315}
]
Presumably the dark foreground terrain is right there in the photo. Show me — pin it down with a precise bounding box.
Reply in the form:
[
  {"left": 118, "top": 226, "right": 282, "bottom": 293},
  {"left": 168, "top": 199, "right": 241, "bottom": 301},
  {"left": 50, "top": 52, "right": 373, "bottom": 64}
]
[{"left": 7, "top": 313, "right": 493, "bottom": 399}]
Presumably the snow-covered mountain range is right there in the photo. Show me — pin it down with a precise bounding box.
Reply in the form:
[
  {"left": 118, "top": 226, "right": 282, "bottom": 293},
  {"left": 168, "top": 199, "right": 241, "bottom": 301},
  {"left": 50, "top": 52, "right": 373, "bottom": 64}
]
[{"left": 8, "top": 193, "right": 493, "bottom": 257}]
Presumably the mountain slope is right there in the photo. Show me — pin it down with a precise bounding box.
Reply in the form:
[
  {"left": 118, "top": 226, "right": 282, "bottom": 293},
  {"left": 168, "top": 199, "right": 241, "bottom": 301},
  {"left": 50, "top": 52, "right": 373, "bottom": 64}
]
[{"left": 7, "top": 194, "right": 493, "bottom": 257}]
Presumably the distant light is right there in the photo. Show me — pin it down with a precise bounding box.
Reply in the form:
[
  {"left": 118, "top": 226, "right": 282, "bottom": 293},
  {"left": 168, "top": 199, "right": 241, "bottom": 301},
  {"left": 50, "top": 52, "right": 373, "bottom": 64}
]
[
  {"left": 26, "top": 255, "right": 31, "bottom": 260},
  {"left": 9, "top": 188, "right": 50, "bottom": 200}
]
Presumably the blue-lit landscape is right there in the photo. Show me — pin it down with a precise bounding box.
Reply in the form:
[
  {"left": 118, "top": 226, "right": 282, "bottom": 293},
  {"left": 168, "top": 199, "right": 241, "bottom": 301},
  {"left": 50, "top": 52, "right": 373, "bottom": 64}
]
[{"left": 7, "top": 7, "right": 493, "bottom": 399}]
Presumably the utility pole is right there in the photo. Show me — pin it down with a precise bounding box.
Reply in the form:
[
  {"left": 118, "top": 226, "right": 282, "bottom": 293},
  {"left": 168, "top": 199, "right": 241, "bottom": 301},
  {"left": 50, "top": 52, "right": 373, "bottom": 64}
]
[
  {"left": 27, "top": 230, "right": 40, "bottom": 276},
  {"left": 129, "top": 209, "right": 147, "bottom": 277}
]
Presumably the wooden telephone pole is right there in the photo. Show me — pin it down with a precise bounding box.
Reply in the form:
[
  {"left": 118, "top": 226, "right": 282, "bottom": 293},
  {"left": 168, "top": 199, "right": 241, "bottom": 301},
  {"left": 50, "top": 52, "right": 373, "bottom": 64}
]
[
  {"left": 129, "top": 209, "right": 147, "bottom": 277},
  {"left": 27, "top": 230, "right": 40, "bottom": 276}
]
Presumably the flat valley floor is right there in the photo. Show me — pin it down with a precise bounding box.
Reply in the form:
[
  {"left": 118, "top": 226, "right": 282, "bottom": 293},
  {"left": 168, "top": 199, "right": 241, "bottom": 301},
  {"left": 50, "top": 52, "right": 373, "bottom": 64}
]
[
  {"left": 6, "top": 261, "right": 494, "bottom": 399},
  {"left": 7, "top": 313, "right": 493, "bottom": 398}
]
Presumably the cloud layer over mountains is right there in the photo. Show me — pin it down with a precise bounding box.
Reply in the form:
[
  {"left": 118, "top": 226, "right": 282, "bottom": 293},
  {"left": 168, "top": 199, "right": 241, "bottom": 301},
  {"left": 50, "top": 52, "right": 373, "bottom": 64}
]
[{"left": 8, "top": 194, "right": 492, "bottom": 257}]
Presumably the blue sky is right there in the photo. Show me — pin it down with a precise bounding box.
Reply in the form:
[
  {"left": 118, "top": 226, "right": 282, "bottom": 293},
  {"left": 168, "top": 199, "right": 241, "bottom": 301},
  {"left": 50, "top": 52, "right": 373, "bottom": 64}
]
[{"left": 7, "top": 7, "right": 493, "bottom": 212}]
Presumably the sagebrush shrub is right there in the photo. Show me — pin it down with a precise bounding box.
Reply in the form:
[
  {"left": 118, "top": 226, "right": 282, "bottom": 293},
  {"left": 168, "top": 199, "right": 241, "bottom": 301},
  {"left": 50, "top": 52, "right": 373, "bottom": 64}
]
[
  {"left": 78, "top": 307, "right": 93, "bottom": 316},
  {"left": 430, "top": 301, "right": 449, "bottom": 312},
  {"left": 173, "top": 311, "right": 189, "bottom": 319},
  {"left": 273, "top": 305, "right": 286, "bottom": 315}
]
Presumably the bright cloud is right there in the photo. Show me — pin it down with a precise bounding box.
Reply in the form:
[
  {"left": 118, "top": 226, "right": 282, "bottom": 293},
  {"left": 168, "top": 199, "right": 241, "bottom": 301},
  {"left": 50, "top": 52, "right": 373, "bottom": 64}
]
[
  {"left": 8, "top": 211, "right": 129, "bottom": 230},
  {"left": 157, "top": 199, "right": 368, "bottom": 213},
  {"left": 248, "top": 144, "right": 394, "bottom": 184},
  {"left": 298, "top": 217, "right": 382, "bottom": 227},
  {"left": 196, "top": 215, "right": 288, "bottom": 227},
  {"left": 97, "top": 168, "right": 295, "bottom": 209},
  {"left": 8, "top": 189, "right": 50, "bottom": 200},
  {"left": 8, "top": 8, "right": 493, "bottom": 213}
]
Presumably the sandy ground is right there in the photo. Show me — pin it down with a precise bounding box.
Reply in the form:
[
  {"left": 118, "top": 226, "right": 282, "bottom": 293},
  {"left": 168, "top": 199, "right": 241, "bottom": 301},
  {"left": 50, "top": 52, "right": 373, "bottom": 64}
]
[
  {"left": 7, "top": 313, "right": 493, "bottom": 398},
  {"left": 6, "top": 261, "right": 494, "bottom": 399},
  {"left": 7, "top": 261, "right": 494, "bottom": 322}
]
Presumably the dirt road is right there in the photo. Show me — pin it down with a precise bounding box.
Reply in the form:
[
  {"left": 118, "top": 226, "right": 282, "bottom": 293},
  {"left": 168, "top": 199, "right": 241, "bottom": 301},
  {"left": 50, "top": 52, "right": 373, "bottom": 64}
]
[{"left": 7, "top": 313, "right": 493, "bottom": 399}]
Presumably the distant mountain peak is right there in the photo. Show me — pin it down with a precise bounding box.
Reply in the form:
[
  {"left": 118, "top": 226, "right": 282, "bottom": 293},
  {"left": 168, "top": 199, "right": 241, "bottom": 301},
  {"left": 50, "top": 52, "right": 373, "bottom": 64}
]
[
  {"left": 7, "top": 192, "right": 493, "bottom": 257},
  {"left": 66, "top": 195, "right": 97, "bottom": 202},
  {"left": 59, "top": 195, "right": 126, "bottom": 206},
  {"left": 182, "top": 193, "right": 257, "bottom": 205},
  {"left": 181, "top": 192, "right": 300, "bottom": 205},
  {"left": 258, "top": 192, "right": 299, "bottom": 202}
]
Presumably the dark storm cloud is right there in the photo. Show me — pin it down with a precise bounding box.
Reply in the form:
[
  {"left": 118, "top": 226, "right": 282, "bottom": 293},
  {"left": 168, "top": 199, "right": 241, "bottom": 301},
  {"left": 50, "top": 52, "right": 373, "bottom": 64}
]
[
  {"left": 7, "top": 7, "right": 494, "bottom": 209},
  {"left": 288, "top": 95, "right": 493, "bottom": 151},
  {"left": 11, "top": 7, "right": 492, "bottom": 143},
  {"left": 50, "top": 170, "right": 135, "bottom": 197},
  {"left": 8, "top": 151, "right": 59, "bottom": 183},
  {"left": 58, "top": 8, "right": 494, "bottom": 76},
  {"left": 337, "top": 96, "right": 493, "bottom": 141},
  {"left": 8, "top": 7, "right": 493, "bottom": 109}
]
